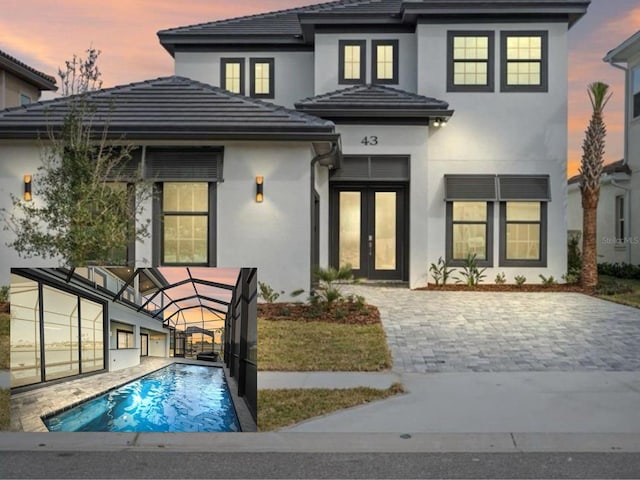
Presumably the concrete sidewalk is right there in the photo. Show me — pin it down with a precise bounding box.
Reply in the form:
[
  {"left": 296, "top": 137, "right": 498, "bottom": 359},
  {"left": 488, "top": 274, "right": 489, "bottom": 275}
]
[{"left": 282, "top": 371, "right": 640, "bottom": 433}]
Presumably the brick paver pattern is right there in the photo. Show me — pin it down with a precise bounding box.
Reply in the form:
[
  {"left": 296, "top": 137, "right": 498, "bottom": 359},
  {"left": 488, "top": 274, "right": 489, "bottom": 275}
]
[{"left": 343, "top": 286, "right": 640, "bottom": 373}]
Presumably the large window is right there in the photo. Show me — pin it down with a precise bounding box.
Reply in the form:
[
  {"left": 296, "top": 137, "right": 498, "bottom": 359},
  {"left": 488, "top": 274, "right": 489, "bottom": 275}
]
[
  {"left": 500, "top": 202, "right": 547, "bottom": 266},
  {"left": 446, "top": 202, "right": 493, "bottom": 266},
  {"left": 162, "top": 182, "right": 210, "bottom": 265},
  {"left": 501, "top": 31, "right": 548, "bottom": 92},
  {"left": 448, "top": 31, "right": 494, "bottom": 92},
  {"left": 633, "top": 66, "right": 640, "bottom": 119},
  {"left": 372, "top": 40, "right": 398, "bottom": 84},
  {"left": 10, "top": 272, "right": 106, "bottom": 388},
  {"left": 339, "top": 40, "right": 366, "bottom": 84},
  {"left": 221, "top": 58, "right": 245, "bottom": 95},
  {"left": 250, "top": 58, "right": 274, "bottom": 98}
]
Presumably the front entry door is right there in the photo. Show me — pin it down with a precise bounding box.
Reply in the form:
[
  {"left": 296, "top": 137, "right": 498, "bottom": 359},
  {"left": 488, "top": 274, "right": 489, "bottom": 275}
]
[{"left": 331, "top": 186, "right": 406, "bottom": 280}]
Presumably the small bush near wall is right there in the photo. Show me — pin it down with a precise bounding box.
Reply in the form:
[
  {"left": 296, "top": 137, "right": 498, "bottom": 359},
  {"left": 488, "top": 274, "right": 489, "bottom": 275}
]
[{"left": 598, "top": 263, "right": 640, "bottom": 280}]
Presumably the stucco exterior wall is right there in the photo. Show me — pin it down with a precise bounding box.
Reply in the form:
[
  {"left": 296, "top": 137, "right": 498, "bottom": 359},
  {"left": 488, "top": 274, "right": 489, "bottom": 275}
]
[
  {"left": 627, "top": 53, "right": 640, "bottom": 264},
  {"left": 0, "top": 70, "right": 41, "bottom": 109},
  {"left": 567, "top": 181, "right": 630, "bottom": 264},
  {"left": 416, "top": 22, "right": 569, "bottom": 282},
  {"left": 314, "top": 33, "right": 417, "bottom": 96},
  {"left": 215, "top": 141, "right": 313, "bottom": 297},
  {"left": 335, "top": 124, "right": 429, "bottom": 288},
  {"left": 174, "top": 50, "right": 314, "bottom": 108}
]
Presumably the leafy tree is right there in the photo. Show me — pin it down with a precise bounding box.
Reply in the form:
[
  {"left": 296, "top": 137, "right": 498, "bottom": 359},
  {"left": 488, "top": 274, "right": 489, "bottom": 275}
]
[
  {"left": 579, "top": 82, "right": 612, "bottom": 289},
  {"left": 2, "top": 48, "right": 151, "bottom": 266}
]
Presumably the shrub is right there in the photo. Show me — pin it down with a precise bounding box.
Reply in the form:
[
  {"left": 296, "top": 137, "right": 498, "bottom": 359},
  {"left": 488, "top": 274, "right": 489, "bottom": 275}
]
[
  {"left": 539, "top": 275, "right": 558, "bottom": 286},
  {"left": 455, "top": 253, "right": 487, "bottom": 287},
  {"left": 598, "top": 262, "right": 640, "bottom": 280},
  {"left": 567, "top": 233, "right": 582, "bottom": 277},
  {"left": 429, "top": 257, "right": 454, "bottom": 286},
  {"left": 514, "top": 275, "right": 527, "bottom": 287},
  {"left": 310, "top": 264, "right": 357, "bottom": 310},
  {"left": 258, "top": 282, "right": 284, "bottom": 303},
  {"left": 562, "top": 272, "right": 580, "bottom": 285},
  {"left": 494, "top": 273, "right": 507, "bottom": 285}
]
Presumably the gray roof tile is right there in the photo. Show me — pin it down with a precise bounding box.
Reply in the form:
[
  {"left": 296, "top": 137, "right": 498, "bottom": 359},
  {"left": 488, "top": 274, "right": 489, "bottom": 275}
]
[
  {"left": 295, "top": 84, "right": 451, "bottom": 119},
  {"left": 0, "top": 76, "right": 335, "bottom": 140},
  {"left": 0, "top": 49, "right": 57, "bottom": 91}
]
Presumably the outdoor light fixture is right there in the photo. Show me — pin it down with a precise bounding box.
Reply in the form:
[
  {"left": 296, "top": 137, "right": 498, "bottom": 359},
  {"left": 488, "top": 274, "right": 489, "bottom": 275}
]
[
  {"left": 256, "top": 176, "right": 264, "bottom": 203},
  {"left": 432, "top": 118, "right": 448, "bottom": 128},
  {"left": 23, "top": 174, "right": 32, "bottom": 201}
]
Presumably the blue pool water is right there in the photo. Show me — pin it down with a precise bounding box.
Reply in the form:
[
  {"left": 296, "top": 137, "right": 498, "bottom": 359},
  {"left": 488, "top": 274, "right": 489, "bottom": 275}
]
[{"left": 43, "top": 364, "right": 241, "bottom": 432}]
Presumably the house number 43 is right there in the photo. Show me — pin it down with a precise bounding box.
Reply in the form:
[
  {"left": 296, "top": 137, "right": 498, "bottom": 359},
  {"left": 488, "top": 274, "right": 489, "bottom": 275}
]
[{"left": 361, "top": 136, "right": 379, "bottom": 146}]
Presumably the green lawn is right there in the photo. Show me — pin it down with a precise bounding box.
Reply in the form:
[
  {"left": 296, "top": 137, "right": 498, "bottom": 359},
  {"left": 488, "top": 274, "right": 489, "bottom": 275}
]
[
  {"left": 596, "top": 276, "right": 640, "bottom": 309},
  {"left": 0, "top": 389, "right": 9, "bottom": 431},
  {"left": 258, "top": 384, "right": 404, "bottom": 431},
  {"left": 258, "top": 319, "right": 392, "bottom": 371},
  {"left": 0, "top": 313, "right": 8, "bottom": 370}
]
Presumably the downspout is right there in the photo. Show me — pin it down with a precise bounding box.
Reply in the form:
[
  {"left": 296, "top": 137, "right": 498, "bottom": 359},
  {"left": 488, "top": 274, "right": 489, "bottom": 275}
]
[
  {"left": 310, "top": 141, "right": 340, "bottom": 289},
  {"left": 605, "top": 58, "right": 631, "bottom": 264}
]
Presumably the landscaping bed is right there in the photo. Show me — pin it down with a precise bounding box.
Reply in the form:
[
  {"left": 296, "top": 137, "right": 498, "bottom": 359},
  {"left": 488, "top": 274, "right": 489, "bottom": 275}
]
[
  {"left": 258, "top": 384, "right": 404, "bottom": 431},
  {"left": 419, "top": 284, "right": 586, "bottom": 292},
  {"left": 0, "top": 313, "right": 9, "bottom": 370},
  {"left": 258, "top": 302, "right": 380, "bottom": 324}
]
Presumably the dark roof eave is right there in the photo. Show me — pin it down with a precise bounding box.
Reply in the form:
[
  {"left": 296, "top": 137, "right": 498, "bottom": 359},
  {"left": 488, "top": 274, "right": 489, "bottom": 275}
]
[
  {"left": 0, "top": 56, "right": 57, "bottom": 91},
  {"left": 0, "top": 127, "right": 338, "bottom": 142},
  {"left": 401, "top": 2, "right": 589, "bottom": 26},
  {"left": 295, "top": 108, "right": 454, "bottom": 118}
]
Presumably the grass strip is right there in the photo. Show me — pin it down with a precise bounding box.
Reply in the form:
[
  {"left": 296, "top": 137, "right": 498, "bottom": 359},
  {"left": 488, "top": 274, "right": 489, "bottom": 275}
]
[{"left": 258, "top": 384, "right": 404, "bottom": 431}]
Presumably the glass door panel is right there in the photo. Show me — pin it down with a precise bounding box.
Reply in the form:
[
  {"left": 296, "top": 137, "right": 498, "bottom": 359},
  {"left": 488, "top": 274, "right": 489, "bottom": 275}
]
[
  {"left": 42, "top": 286, "right": 80, "bottom": 381},
  {"left": 140, "top": 333, "right": 148, "bottom": 357},
  {"left": 338, "top": 192, "right": 361, "bottom": 269},
  {"left": 374, "top": 192, "right": 397, "bottom": 270}
]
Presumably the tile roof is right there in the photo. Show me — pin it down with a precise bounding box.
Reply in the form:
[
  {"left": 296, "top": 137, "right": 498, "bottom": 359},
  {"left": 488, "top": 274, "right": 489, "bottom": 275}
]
[
  {"left": 158, "top": 0, "right": 401, "bottom": 37},
  {"left": 295, "top": 84, "right": 452, "bottom": 119},
  {"left": 0, "top": 76, "right": 335, "bottom": 140},
  {"left": 158, "top": 0, "right": 589, "bottom": 51},
  {"left": 0, "top": 49, "right": 57, "bottom": 91},
  {"left": 568, "top": 159, "right": 632, "bottom": 185}
]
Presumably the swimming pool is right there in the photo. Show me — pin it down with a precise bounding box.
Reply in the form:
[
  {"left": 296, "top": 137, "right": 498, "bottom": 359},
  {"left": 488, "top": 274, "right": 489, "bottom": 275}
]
[{"left": 43, "top": 363, "right": 241, "bottom": 432}]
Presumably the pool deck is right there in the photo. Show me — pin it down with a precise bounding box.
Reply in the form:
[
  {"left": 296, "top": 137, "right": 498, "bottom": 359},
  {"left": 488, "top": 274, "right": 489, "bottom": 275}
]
[{"left": 10, "top": 357, "right": 255, "bottom": 432}]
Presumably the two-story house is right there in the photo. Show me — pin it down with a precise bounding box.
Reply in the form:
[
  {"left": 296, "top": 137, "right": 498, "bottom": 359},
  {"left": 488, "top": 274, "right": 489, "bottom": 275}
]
[
  {"left": 567, "top": 30, "right": 640, "bottom": 266},
  {"left": 0, "top": 48, "right": 57, "bottom": 109},
  {"left": 0, "top": 0, "right": 590, "bottom": 294}
]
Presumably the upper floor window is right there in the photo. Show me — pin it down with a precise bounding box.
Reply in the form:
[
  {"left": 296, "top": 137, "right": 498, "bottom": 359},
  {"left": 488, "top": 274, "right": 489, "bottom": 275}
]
[
  {"left": 632, "top": 66, "right": 640, "bottom": 119},
  {"left": 501, "top": 31, "right": 548, "bottom": 92},
  {"left": 250, "top": 58, "right": 274, "bottom": 98},
  {"left": 20, "top": 93, "right": 31, "bottom": 106},
  {"left": 372, "top": 40, "right": 399, "bottom": 84},
  {"left": 221, "top": 58, "right": 245, "bottom": 95},
  {"left": 447, "top": 31, "right": 494, "bottom": 92},
  {"left": 339, "top": 40, "right": 366, "bottom": 84}
]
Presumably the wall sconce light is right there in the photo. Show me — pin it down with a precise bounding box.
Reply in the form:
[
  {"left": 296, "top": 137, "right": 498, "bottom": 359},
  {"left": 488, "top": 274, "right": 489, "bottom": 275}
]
[
  {"left": 23, "top": 174, "right": 32, "bottom": 201},
  {"left": 256, "top": 176, "right": 264, "bottom": 203},
  {"left": 432, "top": 118, "right": 448, "bottom": 128}
]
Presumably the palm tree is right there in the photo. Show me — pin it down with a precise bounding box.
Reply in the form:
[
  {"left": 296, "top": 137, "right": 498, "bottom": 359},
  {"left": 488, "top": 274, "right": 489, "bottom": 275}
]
[{"left": 579, "top": 82, "right": 612, "bottom": 289}]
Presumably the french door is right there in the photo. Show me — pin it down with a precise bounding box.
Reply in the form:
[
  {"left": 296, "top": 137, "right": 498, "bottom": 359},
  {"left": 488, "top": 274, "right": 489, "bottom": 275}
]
[
  {"left": 330, "top": 185, "right": 407, "bottom": 280},
  {"left": 140, "top": 333, "right": 148, "bottom": 357}
]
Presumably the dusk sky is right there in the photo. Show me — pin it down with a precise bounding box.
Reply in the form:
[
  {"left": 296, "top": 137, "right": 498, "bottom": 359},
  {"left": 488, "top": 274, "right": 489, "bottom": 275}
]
[{"left": 2, "top": 0, "right": 639, "bottom": 176}]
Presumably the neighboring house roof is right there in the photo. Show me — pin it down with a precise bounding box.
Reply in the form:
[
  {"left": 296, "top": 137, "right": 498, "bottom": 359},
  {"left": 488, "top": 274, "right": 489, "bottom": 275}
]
[
  {"left": 0, "top": 49, "right": 57, "bottom": 91},
  {"left": 295, "top": 84, "right": 452, "bottom": 121},
  {"left": 603, "top": 30, "right": 640, "bottom": 63},
  {"left": 567, "top": 159, "right": 632, "bottom": 185},
  {"left": 158, "top": 0, "right": 589, "bottom": 53},
  {"left": 0, "top": 76, "right": 336, "bottom": 141}
]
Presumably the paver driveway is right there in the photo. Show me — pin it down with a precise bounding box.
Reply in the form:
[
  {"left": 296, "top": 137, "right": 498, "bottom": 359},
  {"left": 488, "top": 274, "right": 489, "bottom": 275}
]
[{"left": 343, "top": 286, "right": 640, "bottom": 373}]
